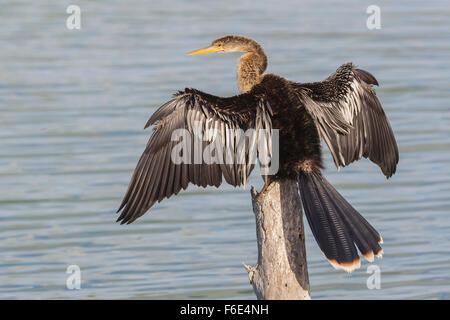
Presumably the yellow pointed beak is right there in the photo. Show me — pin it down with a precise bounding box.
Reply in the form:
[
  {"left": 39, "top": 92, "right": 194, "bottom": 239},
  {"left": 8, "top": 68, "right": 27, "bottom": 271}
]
[{"left": 187, "top": 45, "right": 221, "bottom": 55}]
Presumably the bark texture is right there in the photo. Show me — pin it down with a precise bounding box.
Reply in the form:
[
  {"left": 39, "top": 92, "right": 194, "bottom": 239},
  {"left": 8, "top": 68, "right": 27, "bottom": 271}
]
[{"left": 244, "top": 179, "right": 310, "bottom": 300}]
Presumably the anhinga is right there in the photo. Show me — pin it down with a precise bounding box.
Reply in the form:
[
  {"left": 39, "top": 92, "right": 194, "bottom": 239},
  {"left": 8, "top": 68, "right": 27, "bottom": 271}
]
[{"left": 117, "top": 35, "right": 399, "bottom": 272}]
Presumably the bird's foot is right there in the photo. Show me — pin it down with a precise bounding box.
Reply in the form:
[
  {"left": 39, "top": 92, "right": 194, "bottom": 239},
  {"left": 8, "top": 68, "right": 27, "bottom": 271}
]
[{"left": 252, "top": 183, "right": 270, "bottom": 203}]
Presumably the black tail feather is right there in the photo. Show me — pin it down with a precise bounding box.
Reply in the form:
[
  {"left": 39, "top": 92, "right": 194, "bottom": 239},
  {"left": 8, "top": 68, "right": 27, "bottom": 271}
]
[{"left": 299, "top": 172, "right": 383, "bottom": 272}]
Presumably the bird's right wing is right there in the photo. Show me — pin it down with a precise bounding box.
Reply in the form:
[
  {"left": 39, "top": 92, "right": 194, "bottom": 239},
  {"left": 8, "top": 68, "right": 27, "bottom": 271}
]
[
  {"left": 116, "top": 89, "right": 273, "bottom": 224},
  {"left": 292, "top": 63, "right": 399, "bottom": 178}
]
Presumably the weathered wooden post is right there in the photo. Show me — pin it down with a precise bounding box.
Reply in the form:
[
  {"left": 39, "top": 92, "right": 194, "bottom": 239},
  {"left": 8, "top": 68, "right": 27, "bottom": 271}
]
[{"left": 244, "top": 179, "right": 310, "bottom": 300}]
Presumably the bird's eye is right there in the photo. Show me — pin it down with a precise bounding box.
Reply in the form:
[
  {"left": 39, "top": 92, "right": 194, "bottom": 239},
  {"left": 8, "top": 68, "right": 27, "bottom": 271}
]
[{"left": 216, "top": 42, "right": 223, "bottom": 47}]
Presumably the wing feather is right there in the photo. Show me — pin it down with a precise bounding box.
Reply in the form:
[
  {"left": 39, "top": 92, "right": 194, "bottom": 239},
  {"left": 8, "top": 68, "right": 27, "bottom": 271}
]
[
  {"left": 293, "top": 63, "right": 399, "bottom": 178},
  {"left": 117, "top": 89, "right": 272, "bottom": 224}
]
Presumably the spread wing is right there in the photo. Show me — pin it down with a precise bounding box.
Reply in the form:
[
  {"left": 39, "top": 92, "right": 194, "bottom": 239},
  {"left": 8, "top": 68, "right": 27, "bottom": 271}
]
[
  {"left": 117, "top": 88, "right": 273, "bottom": 224},
  {"left": 293, "top": 63, "right": 399, "bottom": 178}
]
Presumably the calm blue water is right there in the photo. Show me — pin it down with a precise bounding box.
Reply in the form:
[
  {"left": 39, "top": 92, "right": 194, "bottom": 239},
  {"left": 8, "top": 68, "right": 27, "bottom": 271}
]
[{"left": 0, "top": 0, "right": 449, "bottom": 299}]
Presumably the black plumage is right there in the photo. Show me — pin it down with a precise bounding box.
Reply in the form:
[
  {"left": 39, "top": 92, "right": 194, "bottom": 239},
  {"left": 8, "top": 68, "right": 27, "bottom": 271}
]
[
  {"left": 300, "top": 171, "right": 383, "bottom": 272},
  {"left": 117, "top": 35, "right": 398, "bottom": 272}
]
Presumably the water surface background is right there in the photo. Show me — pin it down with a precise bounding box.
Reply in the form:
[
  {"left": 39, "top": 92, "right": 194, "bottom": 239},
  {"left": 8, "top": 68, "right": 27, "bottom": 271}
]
[{"left": 0, "top": 0, "right": 449, "bottom": 299}]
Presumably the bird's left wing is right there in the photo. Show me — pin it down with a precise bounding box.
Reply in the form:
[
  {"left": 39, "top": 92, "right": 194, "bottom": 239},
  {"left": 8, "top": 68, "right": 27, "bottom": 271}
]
[
  {"left": 116, "top": 89, "right": 273, "bottom": 224},
  {"left": 292, "top": 63, "right": 399, "bottom": 178}
]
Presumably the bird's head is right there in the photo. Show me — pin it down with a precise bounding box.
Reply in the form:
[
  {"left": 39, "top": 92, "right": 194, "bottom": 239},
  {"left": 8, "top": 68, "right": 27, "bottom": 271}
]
[{"left": 188, "top": 35, "right": 261, "bottom": 55}]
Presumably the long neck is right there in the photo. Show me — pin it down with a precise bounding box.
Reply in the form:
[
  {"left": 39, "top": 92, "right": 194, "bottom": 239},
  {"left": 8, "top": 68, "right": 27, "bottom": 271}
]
[{"left": 237, "top": 43, "right": 268, "bottom": 93}]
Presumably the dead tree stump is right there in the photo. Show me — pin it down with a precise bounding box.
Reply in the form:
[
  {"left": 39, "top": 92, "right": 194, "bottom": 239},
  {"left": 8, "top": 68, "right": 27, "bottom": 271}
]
[{"left": 244, "top": 179, "right": 310, "bottom": 300}]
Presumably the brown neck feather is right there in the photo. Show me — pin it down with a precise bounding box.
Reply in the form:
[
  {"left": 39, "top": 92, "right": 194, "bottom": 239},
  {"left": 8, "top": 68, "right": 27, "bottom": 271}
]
[{"left": 237, "top": 42, "right": 267, "bottom": 93}]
